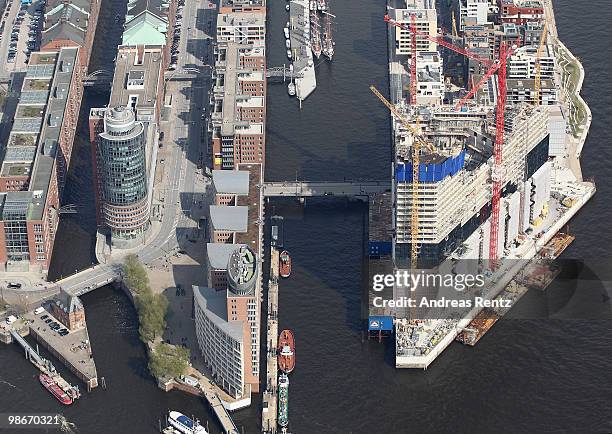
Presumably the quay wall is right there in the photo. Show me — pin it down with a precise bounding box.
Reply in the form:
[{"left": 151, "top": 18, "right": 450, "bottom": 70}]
[{"left": 29, "top": 326, "right": 98, "bottom": 390}]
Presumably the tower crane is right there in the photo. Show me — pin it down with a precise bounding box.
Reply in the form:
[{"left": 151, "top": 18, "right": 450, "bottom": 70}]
[
  {"left": 452, "top": 10, "right": 459, "bottom": 40},
  {"left": 533, "top": 21, "right": 548, "bottom": 105},
  {"left": 384, "top": 14, "right": 516, "bottom": 266},
  {"left": 370, "top": 85, "right": 437, "bottom": 269}
]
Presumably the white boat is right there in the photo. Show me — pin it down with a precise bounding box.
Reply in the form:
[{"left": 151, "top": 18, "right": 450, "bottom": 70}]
[
  {"left": 286, "top": 49, "right": 292, "bottom": 60},
  {"left": 310, "top": 0, "right": 316, "bottom": 10},
  {"left": 285, "top": 39, "right": 291, "bottom": 49},
  {"left": 168, "top": 411, "right": 207, "bottom": 434},
  {"left": 285, "top": 4, "right": 289, "bottom": 11},
  {"left": 288, "top": 83, "right": 296, "bottom": 96},
  {"left": 284, "top": 27, "right": 290, "bottom": 39}
]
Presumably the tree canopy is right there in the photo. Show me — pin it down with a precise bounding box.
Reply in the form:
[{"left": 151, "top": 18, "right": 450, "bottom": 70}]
[{"left": 148, "top": 343, "right": 190, "bottom": 379}]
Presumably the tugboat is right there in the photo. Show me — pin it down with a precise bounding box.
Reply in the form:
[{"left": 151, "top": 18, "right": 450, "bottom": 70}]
[
  {"left": 39, "top": 373, "right": 73, "bottom": 405},
  {"left": 278, "top": 374, "right": 290, "bottom": 428},
  {"left": 279, "top": 250, "right": 291, "bottom": 278},
  {"left": 278, "top": 329, "right": 295, "bottom": 373},
  {"left": 168, "top": 411, "right": 208, "bottom": 434}
]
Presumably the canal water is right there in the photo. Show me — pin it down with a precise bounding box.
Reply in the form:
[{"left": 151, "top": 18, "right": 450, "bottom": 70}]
[{"left": 2, "top": 0, "right": 612, "bottom": 433}]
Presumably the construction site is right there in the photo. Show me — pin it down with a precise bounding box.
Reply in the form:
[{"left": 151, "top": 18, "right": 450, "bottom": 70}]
[{"left": 375, "top": 0, "right": 595, "bottom": 368}]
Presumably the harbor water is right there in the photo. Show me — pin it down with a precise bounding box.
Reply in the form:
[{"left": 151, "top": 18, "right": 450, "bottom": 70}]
[{"left": 1, "top": 0, "right": 612, "bottom": 433}]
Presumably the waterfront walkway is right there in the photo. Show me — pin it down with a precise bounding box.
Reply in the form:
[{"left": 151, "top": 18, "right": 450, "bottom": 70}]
[{"left": 262, "top": 248, "right": 280, "bottom": 433}]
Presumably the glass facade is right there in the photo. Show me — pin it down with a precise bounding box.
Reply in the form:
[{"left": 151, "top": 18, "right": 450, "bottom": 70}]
[
  {"left": 97, "top": 106, "right": 150, "bottom": 240},
  {"left": 2, "top": 197, "right": 31, "bottom": 262},
  {"left": 98, "top": 107, "right": 147, "bottom": 206}
]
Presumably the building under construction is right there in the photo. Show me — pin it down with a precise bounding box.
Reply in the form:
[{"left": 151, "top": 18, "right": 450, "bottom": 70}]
[{"left": 382, "top": 0, "right": 595, "bottom": 368}]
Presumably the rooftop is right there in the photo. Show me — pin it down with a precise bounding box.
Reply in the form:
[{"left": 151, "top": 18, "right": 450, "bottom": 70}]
[
  {"left": 0, "top": 47, "right": 79, "bottom": 221},
  {"left": 109, "top": 46, "right": 163, "bottom": 115},
  {"left": 212, "top": 169, "right": 250, "bottom": 195},
  {"left": 235, "top": 163, "right": 262, "bottom": 251},
  {"left": 210, "top": 205, "right": 249, "bottom": 232},
  {"left": 207, "top": 243, "right": 245, "bottom": 270},
  {"left": 193, "top": 286, "right": 244, "bottom": 342}
]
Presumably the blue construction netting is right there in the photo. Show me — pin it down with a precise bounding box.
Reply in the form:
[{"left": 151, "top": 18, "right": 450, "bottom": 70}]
[{"left": 395, "top": 150, "right": 466, "bottom": 183}]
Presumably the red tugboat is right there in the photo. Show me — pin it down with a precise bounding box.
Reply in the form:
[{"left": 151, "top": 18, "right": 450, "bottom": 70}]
[
  {"left": 279, "top": 250, "right": 291, "bottom": 278},
  {"left": 278, "top": 329, "right": 295, "bottom": 374},
  {"left": 39, "top": 373, "right": 73, "bottom": 405}
]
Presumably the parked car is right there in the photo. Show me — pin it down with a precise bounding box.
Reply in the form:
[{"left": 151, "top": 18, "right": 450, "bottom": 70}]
[
  {"left": 41, "top": 315, "right": 49, "bottom": 320},
  {"left": 44, "top": 318, "right": 52, "bottom": 324},
  {"left": 7, "top": 282, "right": 21, "bottom": 289}
]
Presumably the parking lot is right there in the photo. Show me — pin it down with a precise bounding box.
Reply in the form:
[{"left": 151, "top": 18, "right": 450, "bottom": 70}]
[
  {"left": 0, "top": 0, "right": 44, "bottom": 75},
  {"left": 168, "top": 0, "right": 186, "bottom": 70}
]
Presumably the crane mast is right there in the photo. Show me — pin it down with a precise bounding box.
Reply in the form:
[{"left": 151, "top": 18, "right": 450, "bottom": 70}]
[
  {"left": 489, "top": 42, "right": 508, "bottom": 265},
  {"left": 370, "top": 86, "right": 438, "bottom": 270}
]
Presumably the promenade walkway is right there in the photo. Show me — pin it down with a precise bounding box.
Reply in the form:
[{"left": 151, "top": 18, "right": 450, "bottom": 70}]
[{"left": 262, "top": 248, "right": 280, "bottom": 433}]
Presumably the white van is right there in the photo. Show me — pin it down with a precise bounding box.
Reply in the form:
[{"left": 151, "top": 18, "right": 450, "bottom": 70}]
[
  {"left": 5, "top": 315, "right": 17, "bottom": 325},
  {"left": 34, "top": 307, "right": 45, "bottom": 315}
]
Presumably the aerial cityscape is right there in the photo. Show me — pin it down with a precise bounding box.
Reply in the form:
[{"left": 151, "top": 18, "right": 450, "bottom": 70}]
[{"left": 0, "top": 0, "right": 609, "bottom": 432}]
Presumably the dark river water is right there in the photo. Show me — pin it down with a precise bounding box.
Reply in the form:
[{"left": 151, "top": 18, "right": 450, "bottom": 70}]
[{"left": 2, "top": 0, "right": 612, "bottom": 433}]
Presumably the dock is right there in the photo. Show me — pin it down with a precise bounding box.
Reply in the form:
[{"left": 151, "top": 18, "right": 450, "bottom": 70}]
[
  {"left": 262, "top": 248, "right": 280, "bottom": 433},
  {"left": 25, "top": 310, "right": 98, "bottom": 390},
  {"left": 1, "top": 308, "right": 98, "bottom": 390},
  {"left": 5, "top": 327, "right": 83, "bottom": 400},
  {"left": 289, "top": 0, "right": 316, "bottom": 101}
]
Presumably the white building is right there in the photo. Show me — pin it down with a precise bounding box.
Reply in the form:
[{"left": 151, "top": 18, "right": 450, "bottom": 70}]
[
  {"left": 459, "top": 0, "right": 489, "bottom": 29},
  {"left": 194, "top": 285, "right": 245, "bottom": 398},
  {"left": 507, "top": 45, "right": 555, "bottom": 80},
  {"left": 216, "top": 13, "right": 265, "bottom": 46},
  {"left": 415, "top": 51, "right": 444, "bottom": 106},
  {"left": 547, "top": 105, "right": 567, "bottom": 157},
  {"left": 392, "top": 0, "right": 437, "bottom": 56}
]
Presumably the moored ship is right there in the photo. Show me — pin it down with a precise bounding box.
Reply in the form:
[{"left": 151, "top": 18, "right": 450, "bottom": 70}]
[
  {"left": 322, "top": 10, "right": 335, "bottom": 60},
  {"left": 168, "top": 411, "right": 208, "bottom": 434},
  {"left": 278, "top": 373, "right": 290, "bottom": 428},
  {"left": 39, "top": 373, "right": 73, "bottom": 405},
  {"left": 310, "top": 8, "right": 322, "bottom": 58},
  {"left": 279, "top": 250, "right": 291, "bottom": 278},
  {"left": 278, "top": 329, "right": 296, "bottom": 373}
]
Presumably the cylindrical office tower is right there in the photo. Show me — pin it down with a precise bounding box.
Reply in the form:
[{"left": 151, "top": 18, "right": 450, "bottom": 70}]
[{"left": 97, "top": 105, "right": 149, "bottom": 241}]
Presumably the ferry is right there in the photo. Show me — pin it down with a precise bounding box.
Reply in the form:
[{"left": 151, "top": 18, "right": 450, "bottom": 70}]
[
  {"left": 278, "top": 374, "right": 290, "bottom": 428},
  {"left": 279, "top": 250, "right": 291, "bottom": 278},
  {"left": 168, "top": 411, "right": 208, "bottom": 434},
  {"left": 39, "top": 373, "right": 72, "bottom": 405},
  {"left": 278, "top": 329, "right": 296, "bottom": 373}
]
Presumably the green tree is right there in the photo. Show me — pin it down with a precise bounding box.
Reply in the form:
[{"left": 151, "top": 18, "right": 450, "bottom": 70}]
[
  {"left": 136, "top": 291, "right": 168, "bottom": 342},
  {"left": 148, "top": 343, "right": 190, "bottom": 379},
  {"left": 122, "top": 254, "right": 150, "bottom": 295}
]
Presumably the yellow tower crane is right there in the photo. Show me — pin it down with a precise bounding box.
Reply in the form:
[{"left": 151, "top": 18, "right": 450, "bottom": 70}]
[
  {"left": 534, "top": 21, "right": 548, "bottom": 105},
  {"left": 452, "top": 10, "right": 459, "bottom": 40},
  {"left": 370, "top": 85, "right": 437, "bottom": 269}
]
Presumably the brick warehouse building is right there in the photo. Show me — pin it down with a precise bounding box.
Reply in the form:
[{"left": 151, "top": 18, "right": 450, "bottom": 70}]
[{"left": 0, "top": 0, "right": 101, "bottom": 274}]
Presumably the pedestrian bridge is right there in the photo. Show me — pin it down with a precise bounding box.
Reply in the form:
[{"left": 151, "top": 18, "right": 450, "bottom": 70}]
[{"left": 262, "top": 181, "right": 389, "bottom": 198}]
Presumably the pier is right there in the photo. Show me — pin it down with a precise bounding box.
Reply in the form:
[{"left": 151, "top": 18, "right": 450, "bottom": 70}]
[
  {"left": 262, "top": 248, "right": 280, "bottom": 433},
  {"left": 289, "top": 0, "right": 317, "bottom": 101}
]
